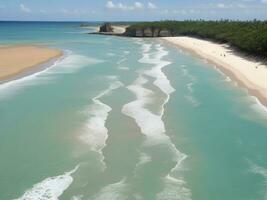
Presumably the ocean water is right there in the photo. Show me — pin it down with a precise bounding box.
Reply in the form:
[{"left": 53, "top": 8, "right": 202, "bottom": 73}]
[{"left": 0, "top": 22, "right": 267, "bottom": 200}]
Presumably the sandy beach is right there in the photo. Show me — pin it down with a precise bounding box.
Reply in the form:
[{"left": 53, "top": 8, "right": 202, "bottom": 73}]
[
  {"left": 162, "top": 36, "right": 267, "bottom": 106},
  {"left": 112, "top": 25, "right": 128, "bottom": 34},
  {"left": 0, "top": 45, "right": 62, "bottom": 82}
]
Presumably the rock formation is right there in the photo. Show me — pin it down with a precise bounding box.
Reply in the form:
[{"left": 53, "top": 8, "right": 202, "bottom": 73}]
[
  {"left": 124, "top": 27, "right": 173, "bottom": 37},
  {"left": 99, "top": 23, "right": 113, "bottom": 32}
]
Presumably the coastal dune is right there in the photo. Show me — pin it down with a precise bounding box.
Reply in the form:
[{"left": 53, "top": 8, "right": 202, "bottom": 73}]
[
  {"left": 0, "top": 46, "right": 62, "bottom": 82},
  {"left": 163, "top": 36, "right": 267, "bottom": 106}
]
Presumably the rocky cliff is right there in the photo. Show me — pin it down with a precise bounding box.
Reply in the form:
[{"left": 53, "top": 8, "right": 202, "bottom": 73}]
[
  {"left": 124, "top": 27, "right": 173, "bottom": 37},
  {"left": 99, "top": 23, "right": 113, "bottom": 33}
]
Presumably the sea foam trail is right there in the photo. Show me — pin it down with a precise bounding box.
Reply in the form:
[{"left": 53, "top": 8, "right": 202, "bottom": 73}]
[
  {"left": 47, "top": 54, "right": 103, "bottom": 74},
  {"left": 91, "top": 178, "right": 128, "bottom": 200},
  {"left": 122, "top": 75, "right": 166, "bottom": 141},
  {"left": 117, "top": 50, "right": 130, "bottom": 70},
  {"left": 14, "top": 165, "right": 79, "bottom": 200},
  {"left": 139, "top": 43, "right": 175, "bottom": 116},
  {"left": 122, "top": 74, "right": 190, "bottom": 198},
  {"left": 180, "top": 65, "right": 201, "bottom": 107},
  {"left": 122, "top": 42, "right": 191, "bottom": 199},
  {"left": 249, "top": 160, "right": 267, "bottom": 199},
  {"left": 249, "top": 96, "right": 267, "bottom": 118},
  {"left": 141, "top": 44, "right": 175, "bottom": 96},
  {"left": 80, "top": 77, "right": 123, "bottom": 169}
]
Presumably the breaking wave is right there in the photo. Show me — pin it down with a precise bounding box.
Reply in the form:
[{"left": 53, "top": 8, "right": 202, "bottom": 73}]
[{"left": 14, "top": 165, "right": 79, "bottom": 200}]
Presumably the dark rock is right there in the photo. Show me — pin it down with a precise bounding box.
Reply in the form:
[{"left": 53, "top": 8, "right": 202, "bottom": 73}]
[{"left": 99, "top": 23, "right": 113, "bottom": 32}]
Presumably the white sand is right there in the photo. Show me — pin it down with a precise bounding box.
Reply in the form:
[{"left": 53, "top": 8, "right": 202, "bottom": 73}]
[
  {"left": 112, "top": 25, "right": 128, "bottom": 34},
  {"left": 162, "top": 36, "right": 267, "bottom": 106}
]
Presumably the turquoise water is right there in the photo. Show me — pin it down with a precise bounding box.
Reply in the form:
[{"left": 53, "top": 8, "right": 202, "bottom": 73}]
[{"left": 0, "top": 22, "right": 267, "bottom": 200}]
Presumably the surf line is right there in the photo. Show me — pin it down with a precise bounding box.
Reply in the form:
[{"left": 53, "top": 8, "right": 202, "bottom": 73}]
[
  {"left": 117, "top": 50, "right": 130, "bottom": 71},
  {"left": 14, "top": 165, "right": 79, "bottom": 200},
  {"left": 122, "top": 42, "right": 192, "bottom": 199},
  {"left": 90, "top": 178, "right": 129, "bottom": 200},
  {"left": 81, "top": 76, "right": 123, "bottom": 170}
]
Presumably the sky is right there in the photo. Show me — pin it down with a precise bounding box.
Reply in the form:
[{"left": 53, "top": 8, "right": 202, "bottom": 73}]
[{"left": 0, "top": 0, "right": 266, "bottom": 21}]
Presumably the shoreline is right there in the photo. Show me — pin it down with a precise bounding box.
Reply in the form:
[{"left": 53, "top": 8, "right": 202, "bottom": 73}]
[
  {"left": 0, "top": 55, "right": 65, "bottom": 85},
  {"left": 0, "top": 45, "right": 62, "bottom": 84},
  {"left": 161, "top": 36, "right": 267, "bottom": 107}
]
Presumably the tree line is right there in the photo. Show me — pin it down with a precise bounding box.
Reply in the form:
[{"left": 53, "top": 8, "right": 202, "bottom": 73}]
[{"left": 126, "top": 20, "right": 267, "bottom": 58}]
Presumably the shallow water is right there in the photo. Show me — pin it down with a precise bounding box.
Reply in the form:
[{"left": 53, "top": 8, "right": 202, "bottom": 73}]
[{"left": 0, "top": 22, "right": 267, "bottom": 200}]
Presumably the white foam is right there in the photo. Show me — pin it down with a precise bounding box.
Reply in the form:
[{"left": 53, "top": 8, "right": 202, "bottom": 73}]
[
  {"left": 91, "top": 178, "right": 128, "bottom": 200},
  {"left": 117, "top": 57, "right": 127, "bottom": 65},
  {"left": 250, "top": 162, "right": 267, "bottom": 178},
  {"left": 249, "top": 160, "right": 267, "bottom": 199},
  {"left": 140, "top": 44, "right": 175, "bottom": 96},
  {"left": 186, "top": 82, "right": 195, "bottom": 94},
  {"left": 179, "top": 64, "right": 200, "bottom": 107},
  {"left": 14, "top": 165, "right": 79, "bottom": 200},
  {"left": 156, "top": 176, "right": 191, "bottom": 200},
  {"left": 212, "top": 63, "right": 267, "bottom": 117},
  {"left": 248, "top": 96, "right": 267, "bottom": 119},
  {"left": 138, "top": 152, "right": 152, "bottom": 166},
  {"left": 133, "top": 194, "right": 143, "bottom": 200},
  {"left": 138, "top": 43, "right": 176, "bottom": 118},
  {"left": 48, "top": 54, "right": 104, "bottom": 74},
  {"left": 107, "top": 52, "right": 115, "bottom": 57},
  {"left": 122, "top": 42, "right": 191, "bottom": 198},
  {"left": 118, "top": 66, "right": 129, "bottom": 71},
  {"left": 213, "top": 65, "right": 225, "bottom": 76},
  {"left": 180, "top": 65, "right": 197, "bottom": 83},
  {"left": 71, "top": 195, "right": 83, "bottom": 200},
  {"left": 224, "top": 76, "right": 231, "bottom": 82},
  {"left": 117, "top": 51, "right": 130, "bottom": 71},
  {"left": 134, "top": 39, "right": 146, "bottom": 46},
  {"left": 134, "top": 152, "right": 152, "bottom": 172},
  {"left": 157, "top": 142, "right": 191, "bottom": 200},
  {"left": 185, "top": 95, "right": 201, "bottom": 107},
  {"left": 181, "top": 68, "right": 189, "bottom": 77},
  {"left": 122, "top": 75, "right": 166, "bottom": 142},
  {"left": 141, "top": 43, "right": 152, "bottom": 53},
  {"left": 134, "top": 152, "right": 152, "bottom": 176},
  {"left": 81, "top": 77, "right": 123, "bottom": 169}
]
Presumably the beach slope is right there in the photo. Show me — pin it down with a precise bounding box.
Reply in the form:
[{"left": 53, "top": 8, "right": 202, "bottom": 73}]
[
  {"left": 0, "top": 46, "right": 62, "bottom": 82},
  {"left": 163, "top": 36, "right": 267, "bottom": 106}
]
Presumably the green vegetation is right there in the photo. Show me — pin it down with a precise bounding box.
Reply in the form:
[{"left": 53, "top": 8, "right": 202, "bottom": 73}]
[{"left": 126, "top": 20, "right": 267, "bottom": 57}]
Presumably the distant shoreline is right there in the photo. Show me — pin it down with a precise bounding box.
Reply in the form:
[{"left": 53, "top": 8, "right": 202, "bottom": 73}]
[
  {"left": 88, "top": 23, "right": 267, "bottom": 107},
  {"left": 0, "top": 45, "right": 62, "bottom": 84},
  {"left": 162, "top": 36, "right": 267, "bottom": 107}
]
